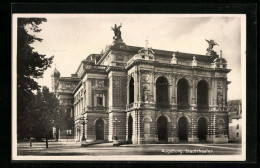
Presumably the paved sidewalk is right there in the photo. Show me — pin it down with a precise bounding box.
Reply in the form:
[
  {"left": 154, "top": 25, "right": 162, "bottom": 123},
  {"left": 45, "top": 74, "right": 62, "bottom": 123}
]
[{"left": 17, "top": 141, "right": 242, "bottom": 156}]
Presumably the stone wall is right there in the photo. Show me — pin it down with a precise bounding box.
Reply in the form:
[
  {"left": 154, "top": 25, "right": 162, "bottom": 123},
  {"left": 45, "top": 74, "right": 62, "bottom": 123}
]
[
  {"left": 126, "top": 108, "right": 229, "bottom": 144},
  {"left": 108, "top": 112, "right": 126, "bottom": 141},
  {"left": 112, "top": 76, "right": 127, "bottom": 107},
  {"left": 85, "top": 113, "right": 109, "bottom": 141}
]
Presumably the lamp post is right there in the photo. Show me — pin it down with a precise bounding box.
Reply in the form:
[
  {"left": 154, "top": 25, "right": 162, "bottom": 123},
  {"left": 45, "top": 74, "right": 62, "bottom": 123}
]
[
  {"left": 113, "top": 117, "right": 119, "bottom": 146},
  {"left": 80, "top": 116, "right": 87, "bottom": 146}
]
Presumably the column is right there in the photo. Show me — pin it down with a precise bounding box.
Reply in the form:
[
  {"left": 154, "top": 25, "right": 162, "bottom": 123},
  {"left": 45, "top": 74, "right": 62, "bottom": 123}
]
[
  {"left": 127, "top": 77, "right": 129, "bottom": 105},
  {"left": 213, "top": 79, "right": 218, "bottom": 110},
  {"left": 191, "top": 79, "right": 197, "bottom": 110},
  {"left": 172, "top": 76, "right": 177, "bottom": 109},
  {"left": 150, "top": 73, "right": 154, "bottom": 103},
  {"left": 189, "top": 85, "right": 193, "bottom": 110},
  {"left": 138, "top": 69, "right": 142, "bottom": 102},
  {"left": 153, "top": 74, "right": 156, "bottom": 103},
  {"left": 168, "top": 78, "right": 172, "bottom": 105},
  {"left": 172, "top": 76, "right": 176, "bottom": 102},
  {"left": 134, "top": 71, "right": 139, "bottom": 103},
  {"left": 86, "top": 79, "right": 92, "bottom": 109}
]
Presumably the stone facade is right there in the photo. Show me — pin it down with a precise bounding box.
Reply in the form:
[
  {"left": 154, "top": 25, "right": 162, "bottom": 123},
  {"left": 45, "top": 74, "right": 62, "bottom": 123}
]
[
  {"left": 51, "top": 70, "right": 80, "bottom": 141},
  {"left": 52, "top": 30, "right": 231, "bottom": 144}
]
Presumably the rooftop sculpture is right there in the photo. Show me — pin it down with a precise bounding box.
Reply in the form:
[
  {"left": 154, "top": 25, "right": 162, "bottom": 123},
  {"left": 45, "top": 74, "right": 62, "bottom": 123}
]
[
  {"left": 111, "top": 23, "right": 122, "bottom": 41},
  {"left": 205, "top": 39, "right": 219, "bottom": 60}
]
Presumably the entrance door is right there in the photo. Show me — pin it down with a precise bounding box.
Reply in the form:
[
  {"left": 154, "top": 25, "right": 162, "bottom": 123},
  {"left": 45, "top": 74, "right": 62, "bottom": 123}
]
[
  {"left": 178, "top": 116, "right": 188, "bottom": 141},
  {"left": 157, "top": 116, "right": 168, "bottom": 142},
  {"left": 128, "top": 115, "right": 133, "bottom": 142},
  {"left": 198, "top": 117, "right": 207, "bottom": 142},
  {"left": 96, "top": 119, "right": 104, "bottom": 140}
]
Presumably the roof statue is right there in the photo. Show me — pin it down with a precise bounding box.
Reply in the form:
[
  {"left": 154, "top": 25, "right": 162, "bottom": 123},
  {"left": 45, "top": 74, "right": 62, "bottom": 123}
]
[
  {"left": 205, "top": 39, "right": 219, "bottom": 60},
  {"left": 111, "top": 23, "right": 122, "bottom": 41},
  {"left": 205, "top": 39, "right": 219, "bottom": 53}
]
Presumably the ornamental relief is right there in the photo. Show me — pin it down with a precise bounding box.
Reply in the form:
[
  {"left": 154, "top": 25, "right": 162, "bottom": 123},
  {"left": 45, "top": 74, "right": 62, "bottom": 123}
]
[
  {"left": 193, "top": 76, "right": 212, "bottom": 88},
  {"left": 154, "top": 72, "right": 172, "bottom": 81},
  {"left": 217, "top": 81, "right": 222, "bottom": 89},
  {"left": 116, "top": 55, "right": 124, "bottom": 61},
  {"left": 140, "top": 70, "right": 152, "bottom": 75},
  {"left": 143, "top": 90, "right": 150, "bottom": 102},
  {"left": 175, "top": 74, "right": 192, "bottom": 86},
  {"left": 142, "top": 84, "right": 150, "bottom": 91},
  {"left": 217, "top": 90, "right": 224, "bottom": 107},
  {"left": 142, "top": 75, "right": 150, "bottom": 83}
]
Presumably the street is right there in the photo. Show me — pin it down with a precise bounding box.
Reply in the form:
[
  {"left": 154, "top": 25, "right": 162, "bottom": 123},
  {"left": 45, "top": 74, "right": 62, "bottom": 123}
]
[{"left": 17, "top": 141, "right": 242, "bottom": 156}]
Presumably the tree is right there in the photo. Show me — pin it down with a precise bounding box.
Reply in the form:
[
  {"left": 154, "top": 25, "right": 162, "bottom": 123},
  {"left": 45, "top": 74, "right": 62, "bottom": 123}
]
[
  {"left": 17, "top": 18, "right": 53, "bottom": 139},
  {"left": 27, "top": 87, "right": 60, "bottom": 148},
  {"left": 40, "top": 87, "right": 60, "bottom": 148}
]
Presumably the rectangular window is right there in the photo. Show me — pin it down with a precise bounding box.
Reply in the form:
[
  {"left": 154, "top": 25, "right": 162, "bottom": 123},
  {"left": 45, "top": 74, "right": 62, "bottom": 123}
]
[
  {"left": 236, "top": 124, "right": 239, "bottom": 129},
  {"left": 236, "top": 132, "right": 239, "bottom": 137},
  {"left": 97, "top": 94, "right": 103, "bottom": 106}
]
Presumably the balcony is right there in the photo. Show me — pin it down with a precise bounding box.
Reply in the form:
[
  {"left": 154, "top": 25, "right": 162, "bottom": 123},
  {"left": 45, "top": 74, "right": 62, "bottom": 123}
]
[
  {"left": 177, "top": 102, "right": 190, "bottom": 110},
  {"left": 197, "top": 105, "right": 209, "bottom": 111},
  {"left": 156, "top": 102, "right": 171, "bottom": 110}
]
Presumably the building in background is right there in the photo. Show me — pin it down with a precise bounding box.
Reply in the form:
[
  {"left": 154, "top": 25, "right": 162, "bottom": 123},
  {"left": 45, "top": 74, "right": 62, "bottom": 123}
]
[
  {"left": 52, "top": 25, "right": 231, "bottom": 144},
  {"left": 228, "top": 100, "right": 242, "bottom": 142},
  {"left": 51, "top": 68, "right": 80, "bottom": 141}
]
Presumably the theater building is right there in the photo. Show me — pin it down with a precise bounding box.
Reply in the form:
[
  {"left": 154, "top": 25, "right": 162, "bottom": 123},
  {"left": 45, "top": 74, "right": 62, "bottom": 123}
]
[{"left": 52, "top": 25, "right": 231, "bottom": 144}]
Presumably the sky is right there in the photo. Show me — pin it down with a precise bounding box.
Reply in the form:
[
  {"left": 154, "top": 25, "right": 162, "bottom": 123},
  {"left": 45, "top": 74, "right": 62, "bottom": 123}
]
[{"left": 23, "top": 14, "right": 244, "bottom": 100}]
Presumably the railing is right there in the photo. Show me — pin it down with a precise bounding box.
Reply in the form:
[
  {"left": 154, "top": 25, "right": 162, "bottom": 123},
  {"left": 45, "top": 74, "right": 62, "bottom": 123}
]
[
  {"left": 86, "top": 106, "right": 108, "bottom": 111},
  {"left": 177, "top": 102, "right": 190, "bottom": 110},
  {"left": 156, "top": 102, "right": 171, "bottom": 110},
  {"left": 197, "top": 105, "right": 209, "bottom": 111},
  {"left": 127, "top": 56, "right": 214, "bottom": 69}
]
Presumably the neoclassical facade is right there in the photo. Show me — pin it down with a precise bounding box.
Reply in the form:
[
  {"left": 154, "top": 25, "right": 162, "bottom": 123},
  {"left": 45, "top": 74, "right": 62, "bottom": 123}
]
[{"left": 53, "top": 26, "right": 231, "bottom": 144}]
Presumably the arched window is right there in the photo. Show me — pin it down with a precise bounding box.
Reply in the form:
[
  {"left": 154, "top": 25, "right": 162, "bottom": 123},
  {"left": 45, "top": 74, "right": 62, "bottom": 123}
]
[
  {"left": 129, "top": 77, "right": 134, "bottom": 104},
  {"left": 177, "top": 78, "right": 189, "bottom": 109},
  {"left": 156, "top": 76, "right": 169, "bottom": 108},
  {"left": 197, "top": 80, "right": 209, "bottom": 111}
]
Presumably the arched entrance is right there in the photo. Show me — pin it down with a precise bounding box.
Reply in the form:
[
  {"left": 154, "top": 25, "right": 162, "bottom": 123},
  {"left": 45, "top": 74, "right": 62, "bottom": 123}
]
[
  {"left": 157, "top": 115, "right": 168, "bottom": 142},
  {"left": 197, "top": 80, "right": 209, "bottom": 110},
  {"left": 178, "top": 116, "right": 188, "bottom": 142},
  {"left": 198, "top": 117, "right": 207, "bottom": 142},
  {"left": 95, "top": 119, "right": 104, "bottom": 140},
  {"left": 128, "top": 115, "right": 133, "bottom": 142},
  {"left": 177, "top": 78, "right": 189, "bottom": 109}
]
